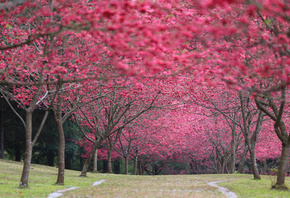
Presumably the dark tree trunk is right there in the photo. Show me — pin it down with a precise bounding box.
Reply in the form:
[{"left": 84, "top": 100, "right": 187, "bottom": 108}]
[
  {"left": 125, "top": 155, "right": 129, "bottom": 175},
  {"left": 220, "top": 158, "right": 225, "bottom": 174},
  {"left": 274, "top": 143, "right": 290, "bottom": 189},
  {"left": 93, "top": 148, "right": 98, "bottom": 173},
  {"left": 216, "top": 150, "right": 225, "bottom": 174},
  {"left": 230, "top": 123, "right": 236, "bottom": 173},
  {"left": 54, "top": 96, "right": 65, "bottom": 185},
  {"left": 18, "top": 74, "right": 45, "bottom": 188},
  {"left": 139, "top": 162, "right": 144, "bottom": 175},
  {"left": 55, "top": 118, "right": 65, "bottom": 185},
  {"left": 240, "top": 92, "right": 262, "bottom": 180},
  {"left": 249, "top": 111, "right": 263, "bottom": 180},
  {"left": 0, "top": 107, "right": 4, "bottom": 159},
  {"left": 20, "top": 111, "right": 33, "bottom": 188},
  {"left": 107, "top": 144, "right": 113, "bottom": 173},
  {"left": 134, "top": 154, "right": 138, "bottom": 175},
  {"left": 19, "top": 108, "right": 48, "bottom": 187},
  {"left": 249, "top": 147, "right": 260, "bottom": 179},
  {"left": 80, "top": 138, "right": 103, "bottom": 177},
  {"left": 238, "top": 145, "right": 248, "bottom": 173}
]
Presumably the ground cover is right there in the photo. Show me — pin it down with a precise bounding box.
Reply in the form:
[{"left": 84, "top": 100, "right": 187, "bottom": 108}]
[
  {"left": 0, "top": 159, "right": 101, "bottom": 198},
  {"left": 1, "top": 159, "right": 290, "bottom": 197},
  {"left": 219, "top": 175, "right": 290, "bottom": 198}
]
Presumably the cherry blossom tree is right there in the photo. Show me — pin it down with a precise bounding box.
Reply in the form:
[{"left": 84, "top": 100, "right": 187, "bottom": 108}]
[
  {"left": 2, "top": 0, "right": 290, "bottom": 190},
  {"left": 75, "top": 80, "right": 160, "bottom": 176},
  {"left": 115, "top": 126, "right": 138, "bottom": 175}
]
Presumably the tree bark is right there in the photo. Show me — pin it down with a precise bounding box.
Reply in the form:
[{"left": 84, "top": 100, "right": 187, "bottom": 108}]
[
  {"left": 134, "top": 154, "right": 138, "bottom": 175},
  {"left": 93, "top": 148, "right": 98, "bottom": 173},
  {"left": 240, "top": 92, "right": 261, "bottom": 180},
  {"left": 20, "top": 111, "right": 33, "bottom": 188},
  {"left": 54, "top": 117, "right": 65, "bottom": 185},
  {"left": 238, "top": 145, "right": 248, "bottom": 173},
  {"left": 139, "top": 162, "right": 144, "bottom": 175},
  {"left": 249, "top": 147, "right": 260, "bottom": 179},
  {"left": 274, "top": 143, "right": 290, "bottom": 189},
  {"left": 54, "top": 96, "right": 65, "bottom": 185},
  {"left": 0, "top": 106, "right": 4, "bottom": 159},
  {"left": 107, "top": 143, "right": 113, "bottom": 173},
  {"left": 125, "top": 155, "right": 129, "bottom": 175},
  {"left": 255, "top": 86, "right": 290, "bottom": 188},
  {"left": 230, "top": 123, "right": 236, "bottom": 173},
  {"left": 80, "top": 138, "right": 103, "bottom": 177},
  {"left": 220, "top": 158, "right": 225, "bottom": 174},
  {"left": 18, "top": 73, "right": 47, "bottom": 188}
]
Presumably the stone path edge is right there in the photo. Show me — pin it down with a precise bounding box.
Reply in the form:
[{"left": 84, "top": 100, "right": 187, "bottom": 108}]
[
  {"left": 47, "top": 179, "right": 106, "bottom": 198},
  {"left": 208, "top": 181, "right": 238, "bottom": 198}
]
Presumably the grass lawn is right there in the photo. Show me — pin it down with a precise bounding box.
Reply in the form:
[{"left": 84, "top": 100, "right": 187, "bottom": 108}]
[
  {"left": 1, "top": 159, "right": 290, "bottom": 197},
  {"left": 219, "top": 174, "right": 290, "bottom": 198}
]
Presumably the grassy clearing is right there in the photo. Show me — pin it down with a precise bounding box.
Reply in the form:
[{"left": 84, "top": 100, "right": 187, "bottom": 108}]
[
  {"left": 219, "top": 174, "right": 290, "bottom": 198},
  {"left": 1, "top": 159, "right": 290, "bottom": 197},
  {"left": 0, "top": 159, "right": 102, "bottom": 198}
]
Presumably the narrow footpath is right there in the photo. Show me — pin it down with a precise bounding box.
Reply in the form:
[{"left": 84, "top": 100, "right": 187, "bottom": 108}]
[
  {"left": 208, "top": 181, "right": 237, "bottom": 198},
  {"left": 47, "top": 180, "right": 106, "bottom": 198}
]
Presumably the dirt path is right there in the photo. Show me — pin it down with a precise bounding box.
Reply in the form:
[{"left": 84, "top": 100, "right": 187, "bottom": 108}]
[
  {"left": 208, "top": 181, "right": 237, "bottom": 198},
  {"left": 47, "top": 178, "right": 236, "bottom": 198}
]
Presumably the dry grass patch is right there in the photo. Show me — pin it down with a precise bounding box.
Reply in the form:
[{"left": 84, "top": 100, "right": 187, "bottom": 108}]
[{"left": 63, "top": 174, "right": 224, "bottom": 198}]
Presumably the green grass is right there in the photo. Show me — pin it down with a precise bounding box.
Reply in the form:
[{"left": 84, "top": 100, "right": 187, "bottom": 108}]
[
  {"left": 1, "top": 159, "right": 290, "bottom": 197},
  {"left": 0, "top": 159, "right": 103, "bottom": 198},
  {"left": 219, "top": 174, "right": 290, "bottom": 198}
]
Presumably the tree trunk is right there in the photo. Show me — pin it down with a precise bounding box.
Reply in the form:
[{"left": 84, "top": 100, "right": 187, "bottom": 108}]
[
  {"left": 139, "top": 162, "right": 144, "bottom": 175},
  {"left": 53, "top": 95, "right": 65, "bottom": 185},
  {"left": 230, "top": 123, "right": 236, "bottom": 173},
  {"left": 134, "top": 154, "right": 138, "bottom": 175},
  {"left": 80, "top": 138, "right": 103, "bottom": 177},
  {"left": 107, "top": 144, "right": 113, "bottom": 173},
  {"left": 0, "top": 107, "right": 4, "bottom": 159},
  {"left": 55, "top": 118, "right": 65, "bottom": 185},
  {"left": 240, "top": 92, "right": 262, "bottom": 180},
  {"left": 19, "top": 111, "right": 33, "bottom": 188},
  {"left": 261, "top": 160, "right": 267, "bottom": 175},
  {"left": 254, "top": 86, "right": 288, "bottom": 189},
  {"left": 274, "top": 143, "right": 290, "bottom": 189},
  {"left": 125, "top": 155, "right": 129, "bottom": 175},
  {"left": 93, "top": 148, "right": 98, "bottom": 173},
  {"left": 238, "top": 145, "right": 248, "bottom": 173},
  {"left": 249, "top": 147, "right": 260, "bottom": 180},
  {"left": 220, "top": 158, "right": 225, "bottom": 174}
]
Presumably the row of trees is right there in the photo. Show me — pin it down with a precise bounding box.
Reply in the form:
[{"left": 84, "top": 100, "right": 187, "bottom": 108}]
[
  {"left": 1, "top": 0, "right": 290, "bottom": 190},
  {"left": 0, "top": 87, "right": 282, "bottom": 175}
]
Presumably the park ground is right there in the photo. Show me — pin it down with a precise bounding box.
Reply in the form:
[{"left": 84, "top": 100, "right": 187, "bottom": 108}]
[{"left": 1, "top": 159, "right": 290, "bottom": 197}]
